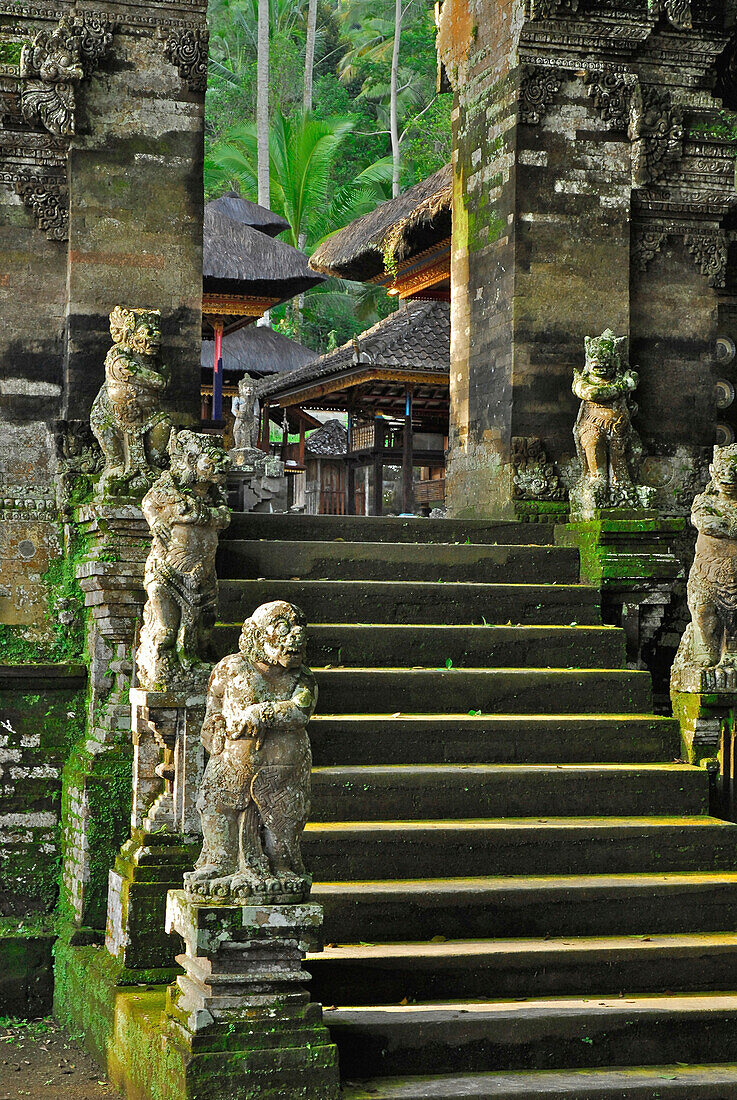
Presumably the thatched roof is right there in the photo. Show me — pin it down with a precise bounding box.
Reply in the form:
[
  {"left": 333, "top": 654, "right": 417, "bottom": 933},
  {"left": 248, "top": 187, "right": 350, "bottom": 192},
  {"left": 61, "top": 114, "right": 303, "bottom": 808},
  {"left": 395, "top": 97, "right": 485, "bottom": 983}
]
[
  {"left": 257, "top": 299, "right": 450, "bottom": 402},
  {"left": 309, "top": 165, "right": 452, "bottom": 282},
  {"left": 305, "top": 418, "right": 347, "bottom": 457},
  {"left": 201, "top": 325, "right": 316, "bottom": 379},
  {"left": 206, "top": 192, "right": 289, "bottom": 238},
  {"left": 203, "top": 207, "right": 325, "bottom": 298}
]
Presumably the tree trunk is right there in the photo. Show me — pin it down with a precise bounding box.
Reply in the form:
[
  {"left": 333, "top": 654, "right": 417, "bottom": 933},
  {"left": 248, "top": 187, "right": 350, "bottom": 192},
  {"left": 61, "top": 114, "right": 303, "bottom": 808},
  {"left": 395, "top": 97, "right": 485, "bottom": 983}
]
[
  {"left": 257, "top": 0, "right": 270, "bottom": 209},
  {"left": 390, "top": 0, "right": 402, "bottom": 198},
  {"left": 303, "top": 0, "right": 318, "bottom": 112}
]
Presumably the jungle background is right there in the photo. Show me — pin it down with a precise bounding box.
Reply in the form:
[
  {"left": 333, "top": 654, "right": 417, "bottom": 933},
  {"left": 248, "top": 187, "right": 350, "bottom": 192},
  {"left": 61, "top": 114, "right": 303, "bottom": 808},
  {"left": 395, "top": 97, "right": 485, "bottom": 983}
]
[{"left": 205, "top": 0, "right": 450, "bottom": 351}]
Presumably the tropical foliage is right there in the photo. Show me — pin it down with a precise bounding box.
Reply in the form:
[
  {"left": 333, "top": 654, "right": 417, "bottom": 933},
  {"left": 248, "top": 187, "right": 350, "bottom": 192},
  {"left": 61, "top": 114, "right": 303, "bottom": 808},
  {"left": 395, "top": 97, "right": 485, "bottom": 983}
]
[{"left": 205, "top": 0, "right": 450, "bottom": 350}]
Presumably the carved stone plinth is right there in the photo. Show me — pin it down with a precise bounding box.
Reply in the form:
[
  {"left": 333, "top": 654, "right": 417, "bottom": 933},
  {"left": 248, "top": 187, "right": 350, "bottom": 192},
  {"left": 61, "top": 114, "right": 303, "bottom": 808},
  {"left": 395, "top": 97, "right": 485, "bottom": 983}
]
[
  {"left": 163, "top": 891, "right": 340, "bottom": 1100},
  {"left": 556, "top": 511, "right": 683, "bottom": 670},
  {"left": 671, "top": 688, "right": 731, "bottom": 770},
  {"left": 227, "top": 451, "right": 287, "bottom": 513},
  {"left": 104, "top": 687, "right": 205, "bottom": 977}
]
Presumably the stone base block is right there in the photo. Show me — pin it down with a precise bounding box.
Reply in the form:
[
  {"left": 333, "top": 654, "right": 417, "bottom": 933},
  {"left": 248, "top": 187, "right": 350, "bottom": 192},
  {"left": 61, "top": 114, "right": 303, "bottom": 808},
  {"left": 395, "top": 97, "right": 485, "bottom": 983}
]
[
  {"left": 105, "top": 830, "right": 199, "bottom": 977},
  {"left": 671, "top": 688, "right": 732, "bottom": 766}
]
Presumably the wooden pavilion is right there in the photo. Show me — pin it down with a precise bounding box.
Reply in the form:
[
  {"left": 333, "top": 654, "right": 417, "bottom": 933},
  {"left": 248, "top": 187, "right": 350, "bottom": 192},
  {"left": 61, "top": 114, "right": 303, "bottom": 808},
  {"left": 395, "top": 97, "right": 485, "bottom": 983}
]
[
  {"left": 257, "top": 299, "right": 450, "bottom": 515},
  {"left": 201, "top": 192, "right": 324, "bottom": 420}
]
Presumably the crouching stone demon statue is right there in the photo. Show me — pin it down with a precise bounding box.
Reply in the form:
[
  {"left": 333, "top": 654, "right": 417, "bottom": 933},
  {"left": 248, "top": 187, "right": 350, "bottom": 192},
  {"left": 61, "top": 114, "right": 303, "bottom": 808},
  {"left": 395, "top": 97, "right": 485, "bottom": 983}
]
[
  {"left": 184, "top": 601, "right": 316, "bottom": 903},
  {"left": 136, "top": 430, "right": 231, "bottom": 691},
  {"left": 672, "top": 445, "right": 737, "bottom": 692},
  {"left": 570, "top": 329, "right": 653, "bottom": 517},
  {"left": 91, "top": 306, "right": 172, "bottom": 499}
]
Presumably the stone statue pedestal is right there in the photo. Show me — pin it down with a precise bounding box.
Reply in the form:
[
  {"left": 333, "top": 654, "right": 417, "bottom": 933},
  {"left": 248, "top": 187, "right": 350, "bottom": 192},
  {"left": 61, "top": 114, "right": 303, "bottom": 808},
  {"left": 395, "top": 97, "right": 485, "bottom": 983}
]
[
  {"left": 163, "top": 891, "right": 340, "bottom": 1099},
  {"left": 105, "top": 687, "right": 206, "bottom": 979},
  {"left": 227, "top": 448, "right": 287, "bottom": 513},
  {"left": 671, "top": 686, "right": 732, "bottom": 769},
  {"left": 555, "top": 511, "right": 684, "bottom": 668}
]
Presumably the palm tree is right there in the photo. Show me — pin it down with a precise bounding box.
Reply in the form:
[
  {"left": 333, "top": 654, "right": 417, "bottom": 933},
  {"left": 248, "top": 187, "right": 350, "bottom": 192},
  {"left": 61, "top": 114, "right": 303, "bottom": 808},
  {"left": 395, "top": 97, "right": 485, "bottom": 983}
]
[{"left": 205, "top": 109, "right": 393, "bottom": 252}]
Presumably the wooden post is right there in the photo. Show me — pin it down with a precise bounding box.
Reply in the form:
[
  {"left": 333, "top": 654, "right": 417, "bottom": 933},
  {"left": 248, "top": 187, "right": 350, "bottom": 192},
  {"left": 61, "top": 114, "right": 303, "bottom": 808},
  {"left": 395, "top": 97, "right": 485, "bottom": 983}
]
[
  {"left": 259, "top": 401, "right": 270, "bottom": 451},
  {"left": 402, "top": 386, "right": 414, "bottom": 514},
  {"left": 298, "top": 416, "right": 305, "bottom": 466},
  {"left": 372, "top": 417, "right": 384, "bottom": 516},
  {"left": 212, "top": 321, "right": 224, "bottom": 422}
]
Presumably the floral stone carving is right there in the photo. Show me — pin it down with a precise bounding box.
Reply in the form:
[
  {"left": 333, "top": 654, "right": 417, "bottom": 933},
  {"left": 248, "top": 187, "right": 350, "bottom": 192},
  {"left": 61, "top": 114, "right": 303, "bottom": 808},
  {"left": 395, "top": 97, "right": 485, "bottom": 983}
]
[
  {"left": 91, "top": 307, "right": 173, "bottom": 500},
  {"left": 20, "top": 15, "right": 113, "bottom": 137},
  {"left": 571, "top": 329, "right": 654, "bottom": 517},
  {"left": 184, "top": 601, "right": 316, "bottom": 904},
  {"left": 231, "top": 373, "right": 260, "bottom": 454},
  {"left": 136, "top": 431, "right": 231, "bottom": 692},
  {"left": 672, "top": 446, "right": 737, "bottom": 692},
  {"left": 520, "top": 65, "right": 567, "bottom": 125},
  {"left": 628, "top": 85, "right": 684, "bottom": 187},
  {"left": 512, "top": 437, "right": 566, "bottom": 501},
  {"left": 163, "top": 27, "right": 209, "bottom": 94}
]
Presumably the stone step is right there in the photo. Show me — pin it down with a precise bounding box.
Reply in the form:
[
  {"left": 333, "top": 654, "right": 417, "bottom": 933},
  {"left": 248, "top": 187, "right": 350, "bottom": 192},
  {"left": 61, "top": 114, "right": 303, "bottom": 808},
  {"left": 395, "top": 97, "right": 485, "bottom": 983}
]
[
  {"left": 218, "top": 579, "right": 601, "bottom": 626},
  {"left": 308, "top": 715, "right": 680, "bottom": 766},
  {"left": 211, "top": 623, "right": 626, "bottom": 669},
  {"left": 309, "top": 933, "right": 737, "bottom": 1004},
  {"left": 311, "top": 668, "right": 652, "bottom": 715},
  {"left": 324, "top": 994, "right": 737, "bottom": 1077},
  {"left": 224, "top": 513, "right": 556, "bottom": 545},
  {"left": 314, "top": 873, "right": 737, "bottom": 942},
  {"left": 310, "top": 765, "right": 708, "bottom": 820},
  {"left": 304, "top": 818, "right": 737, "bottom": 880},
  {"left": 340, "top": 1064, "right": 737, "bottom": 1099},
  {"left": 216, "top": 540, "right": 580, "bottom": 583}
]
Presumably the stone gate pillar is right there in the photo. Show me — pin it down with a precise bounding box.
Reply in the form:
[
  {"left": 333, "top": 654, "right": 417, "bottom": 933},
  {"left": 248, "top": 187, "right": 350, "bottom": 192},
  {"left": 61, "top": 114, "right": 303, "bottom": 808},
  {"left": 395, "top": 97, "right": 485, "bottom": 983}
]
[{"left": 437, "top": 0, "right": 737, "bottom": 519}]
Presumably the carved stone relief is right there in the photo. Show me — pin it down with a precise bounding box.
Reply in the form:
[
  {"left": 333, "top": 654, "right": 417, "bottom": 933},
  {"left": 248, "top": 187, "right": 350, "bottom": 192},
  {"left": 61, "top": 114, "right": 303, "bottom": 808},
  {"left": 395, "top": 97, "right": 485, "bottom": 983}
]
[
  {"left": 162, "top": 27, "right": 208, "bottom": 93},
  {"left": 520, "top": 64, "right": 567, "bottom": 124},
  {"left": 529, "top": 0, "right": 580, "bottom": 19},
  {"left": 628, "top": 84, "right": 684, "bottom": 187},
  {"left": 684, "top": 230, "right": 728, "bottom": 288},
  {"left": 585, "top": 70, "right": 633, "bottom": 128},
  {"left": 648, "top": 0, "right": 692, "bottom": 30},
  {"left": 13, "top": 169, "right": 67, "bottom": 238},
  {"left": 512, "top": 436, "right": 566, "bottom": 501},
  {"left": 20, "top": 15, "right": 113, "bottom": 137},
  {"left": 631, "top": 226, "right": 667, "bottom": 272}
]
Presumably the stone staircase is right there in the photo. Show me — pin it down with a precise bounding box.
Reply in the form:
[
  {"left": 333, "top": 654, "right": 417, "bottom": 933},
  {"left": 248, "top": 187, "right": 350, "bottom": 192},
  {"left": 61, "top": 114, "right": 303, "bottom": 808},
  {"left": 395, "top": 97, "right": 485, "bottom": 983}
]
[{"left": 214, "top": 513, "right": 737, "bottom": 1099}]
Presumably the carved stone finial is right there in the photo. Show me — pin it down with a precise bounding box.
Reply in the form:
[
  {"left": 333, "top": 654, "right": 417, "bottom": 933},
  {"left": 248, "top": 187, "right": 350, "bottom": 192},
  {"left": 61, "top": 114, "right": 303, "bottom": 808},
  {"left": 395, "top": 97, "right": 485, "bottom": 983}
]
[
  {"left": 20, "top": 15, "right": 114, "bottom": 137},
  {"left": 648, "top": 0, "right": 693, "bottom": 30},
  {"left": 184, "top": 600, "right": 315, "bottom": 904},
  {"left": 135, "top": 430, "right": 231, "bottom": 691},
  {"left": 570, "top": 329, "right": 654, "bottom": 517},
  {"left": 90, "top": 306, "right": 173, "bottom": 500},
  {"left": 163, "top": 28, "right": 209, "bottom": 94},
  {"left": 672, "top": 445, "right": 737, "bottom": 692}
]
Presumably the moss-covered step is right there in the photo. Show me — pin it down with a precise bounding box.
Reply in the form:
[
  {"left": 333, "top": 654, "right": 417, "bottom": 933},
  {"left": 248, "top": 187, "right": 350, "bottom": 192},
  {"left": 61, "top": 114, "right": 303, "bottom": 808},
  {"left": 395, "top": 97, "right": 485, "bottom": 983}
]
[
  {"left": 311, "top": 668, "right": 652, "bottom": 714},
  {"left": 314, "top": 872, "right": 737, "bottom": 942},
  {"left": 216, "top": 540, "right": 580, "bottom": 584},
  {"left": 218, "top": 580, "right": 601, "bottom": 626},
  {"left": 211, "top": 623, "right": 626, "bottom": 670},
  {"left": 308, "top": 714, "right": 680, "bottom": 766},
  {"left": 303, "top": 817, "right": 737, "bottom": 879},
  {"left": 310, "top": 764, "right": 708, "bottom": 820},
  {"left": 309, "top": 932, "right": 737, "bottom": 1003},
  {"left": 340, "top": 1063, "right": 737, "bottom": 1099},
  {"left": 224, "top": 513, "right": 556, "bottom": 545},
  {"left": 325, "top": 994, "right": 737, "bottom": 1077}
]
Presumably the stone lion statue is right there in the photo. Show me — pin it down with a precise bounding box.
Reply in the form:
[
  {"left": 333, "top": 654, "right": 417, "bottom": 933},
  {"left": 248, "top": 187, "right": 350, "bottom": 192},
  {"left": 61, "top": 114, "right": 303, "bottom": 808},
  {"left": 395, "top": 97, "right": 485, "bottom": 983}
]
[
  {"left": 136, "top": 430, "right": 231, "bottom": 691},
  {"left": 184, "top": 600, "right": 316, "bottom": 903},
  {"left": 570, "top": 329, "right": 652, "bottom": 516},
  {"left": 90, "top": 306, "right": 172, "bottom": 500},
  {"left": 672, "top": 445, "right": 737, "bottom": 692}
]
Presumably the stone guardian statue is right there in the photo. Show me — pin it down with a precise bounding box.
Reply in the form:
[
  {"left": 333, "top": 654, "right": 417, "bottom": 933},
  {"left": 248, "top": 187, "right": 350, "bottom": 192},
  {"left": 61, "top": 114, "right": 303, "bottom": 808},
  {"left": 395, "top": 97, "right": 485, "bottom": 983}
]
[
  {"left": 184, "top": 601, "right": 316, "bottom": 903},
  {"left": 91, "top": 306, "right": 173, "bottom": 500},
  {"left": 570, "top": 329, "right": 653, "bottom": 516},
  {"left": 231, "top": 372, "right": 260, "bottom": 453},
  {"left": 672, "top": 445, "right": 737, "bottom": 691},
  {"left": 136, "top": 430, "right": 231, "bottom": 691}
]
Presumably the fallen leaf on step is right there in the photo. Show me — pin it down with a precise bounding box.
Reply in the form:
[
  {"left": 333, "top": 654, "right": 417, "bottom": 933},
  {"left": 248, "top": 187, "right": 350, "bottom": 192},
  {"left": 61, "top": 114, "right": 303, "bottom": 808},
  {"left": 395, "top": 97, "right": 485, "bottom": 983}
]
[
  {"left": 399, "top": 997, "right": 408, "bottom": 1005},
  {"left": 430, "top": 935, "right": 446, "bottom": 943}
]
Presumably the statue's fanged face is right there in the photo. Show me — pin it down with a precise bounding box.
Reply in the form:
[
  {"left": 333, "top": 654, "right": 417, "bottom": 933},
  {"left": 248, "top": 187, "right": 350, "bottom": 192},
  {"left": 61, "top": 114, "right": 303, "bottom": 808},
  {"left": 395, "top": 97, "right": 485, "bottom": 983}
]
[
  {"left": 241, "top": 602, "right": 307, "bottom": 669},
  {"left": 109, "top": 306, "right": 162, "bottom": 356},
  {"left": 711, "top": 445, "right": 737, "bottom": 497}
]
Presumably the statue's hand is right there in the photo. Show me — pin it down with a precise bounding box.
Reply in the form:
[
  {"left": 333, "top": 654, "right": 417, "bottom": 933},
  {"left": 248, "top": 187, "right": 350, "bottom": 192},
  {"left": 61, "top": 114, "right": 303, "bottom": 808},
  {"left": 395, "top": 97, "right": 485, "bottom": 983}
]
[{"left": 153, "top": 521, "right": 170, "bottom": 548}]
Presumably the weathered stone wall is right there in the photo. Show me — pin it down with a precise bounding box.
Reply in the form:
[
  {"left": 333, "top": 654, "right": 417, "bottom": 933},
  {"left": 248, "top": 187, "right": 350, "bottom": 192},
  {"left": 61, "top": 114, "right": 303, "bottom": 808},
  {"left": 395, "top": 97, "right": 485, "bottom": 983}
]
[
  {"left": 0, "top": 2, "right": 206, "bottom": 624},
  {"left": 439, "top": 0, "right": 737, "bottom": 518}
]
